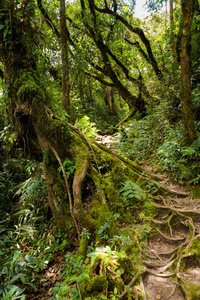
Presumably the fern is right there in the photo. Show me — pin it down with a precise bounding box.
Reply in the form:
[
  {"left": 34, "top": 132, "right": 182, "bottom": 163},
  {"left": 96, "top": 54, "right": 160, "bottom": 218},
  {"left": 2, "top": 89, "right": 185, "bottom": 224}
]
[
  {"left": 15, "top": 177, "right": 46, "bottom": 203},
  {"left": 75, "top": 115, "right": 99, "bottom": 138},
  {"left": 120, "top": 180, "right": 146, "bottom": 201}
]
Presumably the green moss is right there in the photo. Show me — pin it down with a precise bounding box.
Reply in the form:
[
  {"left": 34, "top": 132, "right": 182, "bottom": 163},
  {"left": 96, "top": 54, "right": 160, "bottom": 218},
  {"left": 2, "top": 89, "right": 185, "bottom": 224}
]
[
  {"left": 88, "top": 200, "right": 119, "bottom": 241},
  {"left": 192, "top": 186, "right": 200, "bottom": 199},
  {"left": 85, "top": 275, "right": 108, "bottom": 293},
  {"left": 117, "top": 256, "right": 134, "bottom": 283},
  {"left": 15, "top": 69, "right": 46, "bottom": 104},
  {"left": 118, "top": 229, "right": 140, "bottom": 258},
  {"left": 113, "top": 276, "right": 124, "bottom": 293},
  {"left": 181, "top": 278, "right": 200, "bottom": 298},
  {"left": 184, "top": 238, "right": 200, "bottom": 262},
  {"left": 89, "top": 199, "right": 104, "bottom": 219},
  {"left": 77, "top": 235, "right": 88, "bottom": 257},
  {"left": 40, "top": 118, "right": 71, "bottom": 150},
  {"left": 103, "top": 164, "right": 138, "bottom": 203}
]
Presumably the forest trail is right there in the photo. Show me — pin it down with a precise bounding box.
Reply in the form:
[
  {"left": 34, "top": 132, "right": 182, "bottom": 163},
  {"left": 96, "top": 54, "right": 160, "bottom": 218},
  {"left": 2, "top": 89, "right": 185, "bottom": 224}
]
[
  {"left": 97, "top": 134, "right": 200, "bottom": 299},
  {"left": 28, "top": 135, "right": 200, "bottom": 300},
  {"left": 141, "top": 166, "right": 200, "bottom": 300}
]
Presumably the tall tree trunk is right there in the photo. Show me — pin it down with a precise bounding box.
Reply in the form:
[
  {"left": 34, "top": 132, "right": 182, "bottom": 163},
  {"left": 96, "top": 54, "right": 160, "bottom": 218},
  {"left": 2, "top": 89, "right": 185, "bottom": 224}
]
[
  {"left": 60, "top": 0, "right": 71, "bottom": 118},
  {"left": 180, "top": 0, "right": 197, "bottom": 144},
  {"left": 88, "top": 76, "right": 95, "bottom": 103},
  {"left": 170, "top": 0, "right": 176, "bottom": 61},
  {"left": 104, "top": 87, "right": 116, "bottom": 116}
]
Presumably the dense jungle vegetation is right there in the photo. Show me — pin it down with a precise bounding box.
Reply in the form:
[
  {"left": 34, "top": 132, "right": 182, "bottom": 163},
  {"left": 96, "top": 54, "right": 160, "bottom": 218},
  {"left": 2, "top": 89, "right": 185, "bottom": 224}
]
[{"left": 1, "top": 0, "right": 200, "bottom": 299}]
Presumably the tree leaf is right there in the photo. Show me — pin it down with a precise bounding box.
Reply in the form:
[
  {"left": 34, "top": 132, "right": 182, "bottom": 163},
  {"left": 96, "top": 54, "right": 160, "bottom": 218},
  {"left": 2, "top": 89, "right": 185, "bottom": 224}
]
[
  {"left": 25, "top": 254, "right": 34, "bottom": 264},
  {"left": 3, "top": 26, "right": 9, "bottom": 39},
  {"left": 106, "top": 246, "right": 112, "bottom": 256}
]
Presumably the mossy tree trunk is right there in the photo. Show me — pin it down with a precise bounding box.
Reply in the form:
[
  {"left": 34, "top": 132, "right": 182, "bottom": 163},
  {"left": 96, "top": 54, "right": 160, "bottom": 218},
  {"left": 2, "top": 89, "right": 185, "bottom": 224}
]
[
  {"left": 180, "top": 0, "right": 197, "bottom": 145},
  {"left": 60, "top": 0, "right": 71, "bottom": 118},
  {"left": 0, "top": 0, "right": 150, "bottom": 236}
]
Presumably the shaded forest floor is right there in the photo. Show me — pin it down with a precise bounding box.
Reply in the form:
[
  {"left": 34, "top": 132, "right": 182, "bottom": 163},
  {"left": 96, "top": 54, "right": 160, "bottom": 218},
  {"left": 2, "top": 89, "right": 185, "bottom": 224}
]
[{"left": 27, "top": 134, "right": 200, "bottom": 300}]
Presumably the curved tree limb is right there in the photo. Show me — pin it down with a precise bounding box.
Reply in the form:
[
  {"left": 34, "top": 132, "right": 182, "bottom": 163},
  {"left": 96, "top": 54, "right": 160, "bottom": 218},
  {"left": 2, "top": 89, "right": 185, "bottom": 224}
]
[
  {"left": 48, "top": 143, "right": 80, "bottom": 235},
  {"left": 37, "top": 0, "right": 60, "bottom": 38},
  {"left": 90, "top": 0, "right": 163, "bottom": 79}
]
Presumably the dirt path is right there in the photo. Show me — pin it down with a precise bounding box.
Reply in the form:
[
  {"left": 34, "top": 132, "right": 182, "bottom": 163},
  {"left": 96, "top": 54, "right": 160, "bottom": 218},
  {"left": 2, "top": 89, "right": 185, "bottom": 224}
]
[
  {"left": 140, "top": 166, "right": 200, "bottom": 299},
  {"left": 29, "top": 135, "right": 200, "bottom": 300},
  {"left": 97, "top": 135, "right": 200, "bottom": 299}
]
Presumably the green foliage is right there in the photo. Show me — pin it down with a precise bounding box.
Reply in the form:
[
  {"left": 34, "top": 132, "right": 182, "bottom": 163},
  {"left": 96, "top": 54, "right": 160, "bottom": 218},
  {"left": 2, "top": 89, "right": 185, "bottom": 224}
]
[
  {"left": 0, "top": 172, "right": 14, "bottom": 209},
  {"left": 155, "top": 127, "right": 200, "bottom": 183},
  {"left": 120, "top": 180, "right": 146, "bottom": 201},
  {"left": 97, "top": 213, "right": 120, "bottom": 241},
  {"left": 48, "top": 253, "right": 89, "bottom": 300},
  {"left": 114, "top": 118, "right": 156, "bottom": 161},
  {"left": 1, "top": 1, "right": 200, "bottom": 299},
  {"left": 0, "top": 251, "right": 37, "bottom": 300},
  {"left": 98, "top": 222, "right": 110, "bottom": 240},
  {"left": 0, "top": 125, "right": 17, "bottom": 156},
  {"left": 0, "top": 214, "right": 39, "bottom": 299},
  {"left": 71, "top": 93, "right": 122, "bottom": 131},
  {"left": 75, "top": 115, "right": 99, "bottom": 138},
  {"left": 136, "top": 223, "right": 152, "bottom": 239},
  {"left": 118, "top": 180, "right": 146, "bottom": 212},
  {"left": 0, "top": 219, "right": 15, "bottom": 265},
  {"left": 145, "top": 0, "right": 166, "bottom": 12},
  {"left": 57, "top": 158, "right": 75, "bottom": 178},
  {"left": 87, "top": 246, "right": 120, "bottom": 268},
  {"left": 80, "top": 229, "right": 91, "bottom": 240}
]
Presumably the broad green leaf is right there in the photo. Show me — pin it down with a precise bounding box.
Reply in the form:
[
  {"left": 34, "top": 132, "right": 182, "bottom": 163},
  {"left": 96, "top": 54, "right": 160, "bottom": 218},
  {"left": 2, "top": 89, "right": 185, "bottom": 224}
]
[
  {"left": 114, "top": 287, "right": 118, "bottom": 295},
  {"left": 25, "top": 254, "right": 34, "bottom": 264},
  {"left": 12, "top": 251, "right": 20, "bottom": 263},
  {"left": 106, "top": 246, "right": 112, "bottom": 256},
  {"left": 3, "top": 26, "right": 9, "bottom": 39},
  {"left": 9, "top": 273, "right": 25, "bottom": 284},
  {"left": 98, "top": 228, "right": 104, "bottom": 234},
  {"left": 83, "top": 273, "right": 91, "bottom": 281},
  {"left": 4, "top": 285, "right": 19, "bottom": 300}
]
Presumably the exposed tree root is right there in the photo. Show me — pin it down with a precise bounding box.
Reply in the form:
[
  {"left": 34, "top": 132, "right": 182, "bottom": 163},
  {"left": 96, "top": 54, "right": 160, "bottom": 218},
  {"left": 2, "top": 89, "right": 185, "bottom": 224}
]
[{"left": 41, "top": 106, "right": 200, "bottom": 298}]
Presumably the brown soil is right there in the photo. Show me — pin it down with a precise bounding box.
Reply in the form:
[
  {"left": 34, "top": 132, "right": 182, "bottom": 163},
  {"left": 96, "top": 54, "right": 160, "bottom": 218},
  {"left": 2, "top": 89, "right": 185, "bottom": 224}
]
[
  {"left": 141, "top": 165, "right": 200, "bottom": 300},
  {"left": 26, "top": 254, "right": 65, "bottom": 300}
]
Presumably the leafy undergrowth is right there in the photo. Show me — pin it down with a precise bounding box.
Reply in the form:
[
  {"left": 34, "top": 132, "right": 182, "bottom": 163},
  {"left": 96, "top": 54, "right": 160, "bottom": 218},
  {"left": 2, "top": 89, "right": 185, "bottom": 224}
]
[
  {"left": 1, "top": 118, "right": 200, "bottom": 300},
  {"left": 113, "top": 118, "right": 200, "bottom": 186},
  {"left": 1, "top": 157, "right": 200, "bottom": 300}
]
